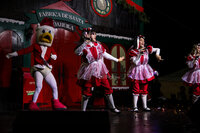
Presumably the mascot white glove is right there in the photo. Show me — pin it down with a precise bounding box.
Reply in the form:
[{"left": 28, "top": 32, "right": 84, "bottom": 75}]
[
  {"left": 6, "top": 52, "right": 18, "bottom": 59},
  {"left": 51, "top": 54, "right": 57, "bottom": 60}
]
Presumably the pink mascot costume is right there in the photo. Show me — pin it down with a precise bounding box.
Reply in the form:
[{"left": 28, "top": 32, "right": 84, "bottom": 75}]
[
  {"left": 128, "top": 35, "right": 163, "bottom": 112},
  {"left": 6, "top": 17, "right": 67, "bottom": 111}
]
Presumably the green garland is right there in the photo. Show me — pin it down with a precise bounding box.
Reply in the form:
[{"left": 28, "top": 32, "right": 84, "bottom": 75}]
[{"left": 116, "top": 0, "right": 150, "bottom": 23}]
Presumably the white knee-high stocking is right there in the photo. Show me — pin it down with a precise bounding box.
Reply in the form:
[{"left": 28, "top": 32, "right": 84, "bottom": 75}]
[
  {"left": 32, "top": 72, "right": 44, "bottom": 103},
  {"left": 106, "top": 94, "right": 116, "bottom": 109},
  {"left": 141, "top": 94, "right": 150, "bottom": 111},
  {"left": 81, "top": 95, "right": 90, "bottom": 111},
  {"left": 192, "top": 94, "right": 200, "bottom": 104},
  {"left": 45, "top": 72, "right": 58, "bottom": 99},
  {"left": 106, "top": 94, "right": 120, "bottom": 113},
  {"left": 133, "top": 93, "right": 139, "bottom": 109}
]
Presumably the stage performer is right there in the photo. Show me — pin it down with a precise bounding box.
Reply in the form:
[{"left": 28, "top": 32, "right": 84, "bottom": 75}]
[
  {"left": 6, "top": 17, "right": 67, "bottom": 111},
  {"left": 128, "top": 35, "right": 163, "bottom": 112},
  {"left": 75, "top": 28, "right": 124, "bottom": 113},
  {"left": 182, "top": 43, "right": 200, "bottom": 104}
]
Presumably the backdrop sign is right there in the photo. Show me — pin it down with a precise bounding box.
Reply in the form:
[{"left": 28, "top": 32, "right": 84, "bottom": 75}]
[
  {"left": 26, "top": 9, "right": 91, "bottom": 29},
  {"left": 53, "top": 20, "right": 75, "bottom": 31}
]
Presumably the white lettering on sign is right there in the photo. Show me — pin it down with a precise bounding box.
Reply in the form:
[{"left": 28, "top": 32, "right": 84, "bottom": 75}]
[
  {"left": 38, "top": 11, "right": 84, "bottom": 25},
  {"left": 53, "top": 21, "right": 75, "bottom": 31}
]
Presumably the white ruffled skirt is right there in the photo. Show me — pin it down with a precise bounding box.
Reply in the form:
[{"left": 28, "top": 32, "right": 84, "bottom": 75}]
[
  {"left": 77, "top": 60, "right": 109, "bottom": 80},
  {"left": 127, "top": 64, "right": 154, "bottom": 82},
  {"left": 182, "top": 68, "right": 200, "bottom": 84}
]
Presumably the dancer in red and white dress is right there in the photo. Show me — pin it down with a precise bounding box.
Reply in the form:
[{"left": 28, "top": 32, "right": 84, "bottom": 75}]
[
  {"left": 75, "top": 29, "right": 124, "bottom": 113},
  {"left": 6, "top": 17, "right": 67, "bottom": 110},
  {"left": 128, "top": 35, "right": 163, "bottom": 112},
  {"left": 182, "top": 43, "right": 200, "bottom": 103}
]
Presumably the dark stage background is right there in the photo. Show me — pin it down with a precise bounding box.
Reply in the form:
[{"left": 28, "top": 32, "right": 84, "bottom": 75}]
[{"left": 144, "top": 1, "right": 200, "bottom": 75}]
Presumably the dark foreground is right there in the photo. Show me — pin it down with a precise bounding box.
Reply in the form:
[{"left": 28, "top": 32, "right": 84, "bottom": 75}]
[{"left": 0, "top": 106, "right": 200, "bottom": 133}]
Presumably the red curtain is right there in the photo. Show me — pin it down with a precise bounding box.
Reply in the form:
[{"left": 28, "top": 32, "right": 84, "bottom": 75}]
[
  {"left": 0, "top": 31, "right": 12, "bottom": 88},
  {"left": 52, "top": 27, "right": 82, "bottom": 106}
]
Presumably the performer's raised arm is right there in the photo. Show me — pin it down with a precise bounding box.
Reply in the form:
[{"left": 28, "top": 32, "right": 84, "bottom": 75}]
[
  {"left": 6, "top": 44, "right": 34, "bottom": 59},
  {"left": 186, "top": 55, "right": 199, "bottom": 69},
  {"left": 129, "top": 49, "right": 142, "bottom": 66},
  {"left": 74, "top": 42, "right": 87, "bottom": 56},
  {"left": 147, "top": 45, "right": 163, "bottom": 61},
  {"left": 102, "top": 51, "right": 124, "bottom": 62},
  {"left": 74, "top": 28, "right": 92, "bottom": 56},
  {"left": 130, "top": 55, "right": 141, "bottom": 66}
]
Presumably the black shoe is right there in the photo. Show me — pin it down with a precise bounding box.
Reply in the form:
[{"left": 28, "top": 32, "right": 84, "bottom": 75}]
[
  {"left": 143, "top": 107, "right": 151, "bottom": 112},
  {"left": 131, "top": 107, "right": 139, "bottom": 112},
  {"left": 111, "top": 108, "right": 121, "bottom": 114}
]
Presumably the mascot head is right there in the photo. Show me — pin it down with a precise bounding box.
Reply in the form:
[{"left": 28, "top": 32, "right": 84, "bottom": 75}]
[{"left": 36, "top": 17, "right": 55, "bottom": 47}]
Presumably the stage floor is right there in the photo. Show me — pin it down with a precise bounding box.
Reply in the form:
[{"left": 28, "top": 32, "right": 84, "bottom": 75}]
[
  {"left": 0, "top": 108, "right": 199, "bottom": 133},
  {"left": 109, "top": 108, "right": 200, "bottom": 133}
]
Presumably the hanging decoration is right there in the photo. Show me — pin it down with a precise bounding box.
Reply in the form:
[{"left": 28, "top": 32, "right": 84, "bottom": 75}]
[
  {"left": 126, "top": 0, "right": 144, "bottom": 12},
  {"left": 0, "top": 18, "right": 24, "bottom": 25},
  {"left": 96, "top": 33, "right": 132, "bottom": 41},
  {"left": 116, "top": 0, "right": 149, "bottom": 23},
  {"left": 91, "top": 0, "right": 113, "bottom": 17}
]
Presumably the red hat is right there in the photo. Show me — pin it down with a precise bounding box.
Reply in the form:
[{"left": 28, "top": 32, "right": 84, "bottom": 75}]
[
  {"left": 83, "top": 27, "right": 92, "bottom": 35},
  {"left": 83, "top": 27, "right": 92, "bottom": 32},
  {"left": 40, "top": 17, "right": 54, "bottom": 28}
]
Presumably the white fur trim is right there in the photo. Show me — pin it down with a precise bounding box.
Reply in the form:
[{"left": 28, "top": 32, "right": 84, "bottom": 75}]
[
  {"left": 40, "top": 46, "right": 47, "bottom": 58},
  {"left": 137, "top": 36, "right": 140, "bottom": 49},
  {"left": 112, "top": 87, "right": 129, "bottom": 90}
]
